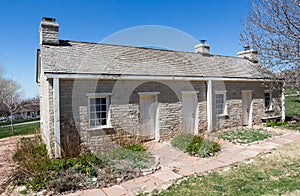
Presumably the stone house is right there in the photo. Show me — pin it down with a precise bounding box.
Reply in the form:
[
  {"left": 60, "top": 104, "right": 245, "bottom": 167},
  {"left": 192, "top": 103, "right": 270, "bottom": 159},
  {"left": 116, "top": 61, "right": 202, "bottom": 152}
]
[
  {"left": 15, "top": 99, "right": 40, "bottom": 119},
  {"left": 36, "top": 17, "right": 285, "bottom": 157}
]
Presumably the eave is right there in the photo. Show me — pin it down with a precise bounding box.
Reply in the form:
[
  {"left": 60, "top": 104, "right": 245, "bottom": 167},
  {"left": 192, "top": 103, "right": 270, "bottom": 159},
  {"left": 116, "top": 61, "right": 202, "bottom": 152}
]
[{"left": 44, "top": 72, "right": 285, "bottom": 82}]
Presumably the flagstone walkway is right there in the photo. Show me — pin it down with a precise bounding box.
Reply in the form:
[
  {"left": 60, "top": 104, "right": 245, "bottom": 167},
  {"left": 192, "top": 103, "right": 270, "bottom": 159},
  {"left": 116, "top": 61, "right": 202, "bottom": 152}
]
[
  {"left": 68, "top": 127, "right": 300, "bottom": 196},
  {"left": 0, "top": 135, "right": 27, "bottom": 192}
]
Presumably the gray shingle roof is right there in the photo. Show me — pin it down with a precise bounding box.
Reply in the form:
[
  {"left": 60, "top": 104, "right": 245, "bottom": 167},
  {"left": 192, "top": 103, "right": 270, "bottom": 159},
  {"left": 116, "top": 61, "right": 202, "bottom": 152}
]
[{"left": 40, "top": 40, "right": 272, "bottom": 79}]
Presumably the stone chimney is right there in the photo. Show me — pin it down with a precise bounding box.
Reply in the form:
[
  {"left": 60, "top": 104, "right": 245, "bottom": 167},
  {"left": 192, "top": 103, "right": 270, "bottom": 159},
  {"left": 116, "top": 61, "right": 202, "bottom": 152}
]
[
  {"left": 195, "top": 40, "right": 210, "bottom": 56},
  {"left": 40, "top": 17, "right": 59, "bottom": 45},
  {"left": 237, "top": 46, "right": 258, "bottom": 63}
]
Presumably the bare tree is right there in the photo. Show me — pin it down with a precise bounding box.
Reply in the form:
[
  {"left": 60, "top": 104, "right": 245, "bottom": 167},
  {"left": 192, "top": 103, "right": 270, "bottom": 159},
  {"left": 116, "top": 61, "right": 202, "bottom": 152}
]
[
  {"left": 241, "top": 0, "right": 300, "bottom": 90},
  {"left": 0, "top": 79, "right": 22, "bottom": 134}
]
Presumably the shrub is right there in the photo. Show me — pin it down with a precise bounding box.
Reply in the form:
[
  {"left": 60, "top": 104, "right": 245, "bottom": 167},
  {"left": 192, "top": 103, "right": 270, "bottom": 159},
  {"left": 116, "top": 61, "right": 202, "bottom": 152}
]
[
  {"left": 123, "top": 144, "right": 146, "bottom": 152},
  {"left": 13, "top": 136, "right": 52, "bottom": 191},
  {"left": 266, "top": 121, "right": 288, "bottom": 127},
  {"left": 185, "top": 135, "right": 203, "bottom": 156},
  {"left": 13, "top": 136, "right": 104, "bottom": 192},
  {"left": 171, "top": 134, "right": 194, "bottom": 151},
  {"left": 185, "top": 136, "right": 221, "bottom": 157},
  {"left": 198, "top": 139, "right": 221, "bottom": 158},
  {"left": 12, "top": 135, "right": 153, "bottom": 194},
  {"left": 171, "top": 134, "right": 221, "bottom": 157}
]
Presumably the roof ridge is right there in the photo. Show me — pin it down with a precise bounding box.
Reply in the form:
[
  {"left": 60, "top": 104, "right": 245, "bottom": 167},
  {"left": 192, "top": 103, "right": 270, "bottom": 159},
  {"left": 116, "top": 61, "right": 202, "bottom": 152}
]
[{"left": 58, "top": 39, "right": 242, "bottom": 60}]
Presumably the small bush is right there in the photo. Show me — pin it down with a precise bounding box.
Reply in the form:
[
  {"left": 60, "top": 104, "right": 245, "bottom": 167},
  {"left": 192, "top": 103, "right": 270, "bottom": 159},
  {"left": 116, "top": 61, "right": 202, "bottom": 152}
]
[
  {"left": 171, "top": 134, "right": 194, "bottom": 151},
  {"left": 123, "top": 144, "right": 146, "bottom": 152},
  {"left": 185, "top": 135, "right": 203, "bottom": 156},
  {"left": 186, "top": 136, "right": 221, "bottom": 157},
  {"left": 12, "top": 136, "right": 153, "bottom": 194},
  {"left": 201, "top": 140, "right": 221, "bottom": 157},
  {"left": 171, "top": 134, "right": 221, "bottom": 157},
  {"left": 267, "top": 121, "right": 288, "bottom": 127},
  {"left": 10, "top": 134, "right": 156, "bottom": 194},
  {"left": 13, "top": 136, "right": 52, "bottom": 191}
]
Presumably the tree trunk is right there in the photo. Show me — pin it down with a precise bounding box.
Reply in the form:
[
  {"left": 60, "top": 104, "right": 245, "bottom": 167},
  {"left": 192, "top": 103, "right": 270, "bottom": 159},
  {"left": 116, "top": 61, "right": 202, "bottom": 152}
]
[{"left": 10, "top": 110, "right": 14, "bottom": 134}]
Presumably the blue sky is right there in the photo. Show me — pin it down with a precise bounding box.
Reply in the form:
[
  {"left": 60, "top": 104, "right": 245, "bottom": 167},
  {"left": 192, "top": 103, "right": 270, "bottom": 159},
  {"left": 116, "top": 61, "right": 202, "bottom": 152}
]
[{"left": 0, "top": 0, "right": 250, "bottom": 98}]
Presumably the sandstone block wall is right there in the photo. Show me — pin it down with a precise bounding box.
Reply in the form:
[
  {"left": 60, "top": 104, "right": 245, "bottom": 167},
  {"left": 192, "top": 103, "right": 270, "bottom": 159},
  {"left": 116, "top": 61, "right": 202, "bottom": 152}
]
[
  {"left": 212, "top": 81, "right": 282, "bottom": 131},
  {"left": 39, "top": 70, "right": 55, "bottom": 157},
  {"left": 58, "top": 79, "right": 207, "bottom": 152},
  {"left": 41, "top": 78, "right": 282, "bottom": 156}
]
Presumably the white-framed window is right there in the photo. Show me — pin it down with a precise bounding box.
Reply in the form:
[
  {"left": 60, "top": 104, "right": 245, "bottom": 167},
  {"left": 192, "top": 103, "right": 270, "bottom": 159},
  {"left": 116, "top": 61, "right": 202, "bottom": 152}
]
[
  {"left": 87, "top": 93, "right": 111, "bottom": 128},
  {"left": 264, "top": 90, "right": 272, "bottom": 111},
  {"left": 215, "top": 91, "right": 227, "bottom": 116}
]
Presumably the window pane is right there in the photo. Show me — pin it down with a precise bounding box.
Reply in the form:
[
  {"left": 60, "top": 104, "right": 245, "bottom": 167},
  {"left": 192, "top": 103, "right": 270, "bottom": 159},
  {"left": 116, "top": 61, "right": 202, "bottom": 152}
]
[
  {"left": 264, "top": 93, "right": 271, "bottom": 108},
  {"left": 96, "top": 112, "right": 101, "bottom": 118},
  {"left": 101, "top": 118, "right": 107, "bottom": 125},
  {"left": 89, "top": 97, "right": 108, "bottom": 127},
  {"left": 100, "top": 98, "right": 106, "bottom": 105},
  {"left": 101, "top": 104, "right": 106, "bottom": 111},
  {"left": 90, "top": 98, "right": 96, "bottom": 104},
  {"left": 95, "top": 119, "right": 101, "bottom": 126},
  {"left": 216, "top": 94, "right": 224, "bottom": 115},
  {"left": 90, "top": 106, "right": 95, "bottom": 112},
  {"left": 90, "top": 120, "right": 96, "bottom": 127},
  {"left": 96, "top": 105, "right": 101, "bottom": 112},
  {"left": 100, "top": 112, "right": 106, "bottom": 118},
  {"left": 90, "top": 113, "right": 96, "bottom": 119}
]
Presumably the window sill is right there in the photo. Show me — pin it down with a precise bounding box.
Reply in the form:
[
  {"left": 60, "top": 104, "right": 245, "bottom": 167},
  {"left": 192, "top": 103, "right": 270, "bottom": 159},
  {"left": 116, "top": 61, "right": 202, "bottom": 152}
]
[
  {"left": 217, "top": 114, "right": 229, "bottom": 119},
  {"left": 87, "top": 126, "right": 116, "bottom": 136},
  {"left": 264, "top": 109, "right": 274, "bottom": 113},
  {"left": 87, "top": 126, "right": 113, "bottom": 131}
]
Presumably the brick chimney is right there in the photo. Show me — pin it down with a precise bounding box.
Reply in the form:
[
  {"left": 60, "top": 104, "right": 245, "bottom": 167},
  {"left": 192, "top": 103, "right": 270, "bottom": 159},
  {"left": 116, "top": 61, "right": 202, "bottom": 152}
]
[
  {"left": 194, "top": 40, "right": 210, "bottom": 56},
  {"left": 40, "top": 17, "right": 59, "bottom": 45},
  {"left": 237, "top": 46, "right": 258, "bottom": 63}
]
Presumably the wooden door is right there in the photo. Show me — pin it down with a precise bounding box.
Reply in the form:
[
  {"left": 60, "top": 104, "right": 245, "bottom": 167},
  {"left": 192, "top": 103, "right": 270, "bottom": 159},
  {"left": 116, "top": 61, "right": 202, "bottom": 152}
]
[
  {"left": 182, "top": 93, "right": 198, "bottom": 134},
  {"left": 139, "top": 95, "right": 156, "bottom": 140},
  {"left": 242, "top": 91, "right": 252, "bottom": 126}
]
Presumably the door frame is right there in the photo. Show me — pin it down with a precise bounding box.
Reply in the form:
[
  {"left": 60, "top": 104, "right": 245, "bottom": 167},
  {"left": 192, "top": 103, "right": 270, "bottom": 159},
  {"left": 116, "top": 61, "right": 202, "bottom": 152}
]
[
  {"left": 181, "top": 91, "right": 199, "bottom": 135},
  {"left": 138, "top": 92, "right": 160, "bottom": 141},
  {"left": 241, "top": 90, "right": 253, "bottom": 126}
]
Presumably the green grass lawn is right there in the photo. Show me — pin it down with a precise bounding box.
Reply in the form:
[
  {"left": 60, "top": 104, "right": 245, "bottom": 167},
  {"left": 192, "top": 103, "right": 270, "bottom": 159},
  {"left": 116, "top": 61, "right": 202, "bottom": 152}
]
[
  {"left": 146, "top": 141, "right": 300, "bottom": 196},
  {"left": 0, "top": 122, "right": 40, "bottom": 139},
  {"left": 285, "top": 95, "right": 300, "bottom": 117},
  {"left": 285, "top": 87, "right": 298, "bottom": 95},
  {"left": 0, "top": 118, "right": 40, "bottom": 126}
]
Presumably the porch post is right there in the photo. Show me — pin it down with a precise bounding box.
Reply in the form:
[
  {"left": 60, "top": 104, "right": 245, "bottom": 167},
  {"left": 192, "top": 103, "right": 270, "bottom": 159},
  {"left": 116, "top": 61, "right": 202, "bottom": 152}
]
[
  {"left": 53, "top": 77, "right": 61, "bottom": 157},
  {"left": 207, "top": 80, "right": 213, "bottom": 132}
]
